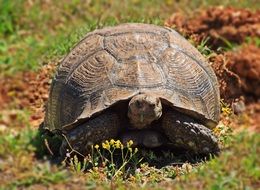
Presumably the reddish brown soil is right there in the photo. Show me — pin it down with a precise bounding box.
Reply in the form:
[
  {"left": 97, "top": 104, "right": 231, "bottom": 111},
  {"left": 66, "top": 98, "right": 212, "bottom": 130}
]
[
  {"left": 210, "top": 44, "right": 260, "bottom": 104},
  {"left": 226, "top": 44, "right": 260, "bottom": 101},
  {"left": 0, "top": 64, "right": 56, "bottom": 127},
  {"left": 210, "top": 53, "right": 243, "bottom": 103},
  {"left": 165, "top": 6, "right": 260, "bottom": 50},
  {"left": 245, "top": 103, "right": 260, "bottom": 132}
]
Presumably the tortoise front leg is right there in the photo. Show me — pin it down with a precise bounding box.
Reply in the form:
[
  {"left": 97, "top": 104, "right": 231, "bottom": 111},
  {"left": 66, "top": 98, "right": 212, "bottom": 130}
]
[
  {"left": 60, "top": 111, "right": 120, "bottom": 157},
  {"left": 162, "top": 110, "right": 219, "bottom": 154}
]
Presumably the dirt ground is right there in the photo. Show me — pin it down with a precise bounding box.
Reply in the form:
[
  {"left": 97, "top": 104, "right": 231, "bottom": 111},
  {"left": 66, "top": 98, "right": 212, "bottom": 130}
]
[
  {"left": 165, "top": 7, "right": 260, "bottom": 50},
  {"left": 0, "top": 63, "right": 56, "bottom": 128},
  {"left": 0, "top": 7, "right": 259, "bottom": 132}
]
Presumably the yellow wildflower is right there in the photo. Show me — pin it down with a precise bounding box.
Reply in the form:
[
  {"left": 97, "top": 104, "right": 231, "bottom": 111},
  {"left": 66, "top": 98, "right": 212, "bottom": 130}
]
[
  {"left": 127, "top": 140, "right": 134, "bottom": 147},
  {"left": 110, "top": 139, "right": 115, "bottom": 145},
  {"left": 102, "top": 142, "right": 110, "bottom": 150},
  {"left": 115, "top": 140, "right": 121, "bottom": 149},
  {"left": 94, "top": 144, "right": 99, "bottom": 149}
]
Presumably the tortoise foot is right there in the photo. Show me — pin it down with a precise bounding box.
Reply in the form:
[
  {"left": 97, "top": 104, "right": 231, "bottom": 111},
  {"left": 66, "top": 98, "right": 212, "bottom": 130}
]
[
  {"left": 60, "top": 111, "right": 120, "bottom": 157},
  {"left": 162, "top": 110, "right": 219, "bottom": 154}
]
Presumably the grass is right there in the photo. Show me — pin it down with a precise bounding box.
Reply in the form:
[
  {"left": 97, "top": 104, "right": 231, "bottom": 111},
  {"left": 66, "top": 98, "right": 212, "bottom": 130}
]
[
  {"left": 65, "top": 139, "right": 142, "bottom": 179},
  {"left": 215, "top": 36, "right": 260, "bottom": 52},
  {"left": 0, "top": 121, "right": 259, "bottom": 189},
  {"left": 0, "top": 0, "right": 259, "bottom": 189},
  {"left": 0, "top": 0, "right": 168, "bottom": 73},
  {"left": 177, "top": 132, "right": 260, "bottom": 190}
]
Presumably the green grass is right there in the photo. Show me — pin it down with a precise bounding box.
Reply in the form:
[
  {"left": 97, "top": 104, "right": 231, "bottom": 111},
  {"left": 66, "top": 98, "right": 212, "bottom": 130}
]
[
  {"left": 176, "top": 132, "right": 260, "bottom": 190},
  {"left": 246, "top": 37, "right": 260, "bottom": 47},
  {"left": 0, "top": 123, "right": 258, "bottom": 189},
  {"left": 0, "top": 0, "right": 168, "bottom": 73}
]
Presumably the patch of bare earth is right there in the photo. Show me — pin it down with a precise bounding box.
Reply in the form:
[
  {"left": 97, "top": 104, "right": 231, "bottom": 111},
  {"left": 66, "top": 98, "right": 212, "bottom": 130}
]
[
  {"left": 165, "top": 6, "right": 260, "bottom": 49},
  {"left": 210, "top": 45, "right": 260, "bottom": 132},
  {"left": 0, "top": 63, "right": 56, "bottom": 128},
  {"left": 226, "top": 44, "right": 260, "bottom": 101},
  {"left": 210, "top": 44, "right": 260, "bottom": 103}
]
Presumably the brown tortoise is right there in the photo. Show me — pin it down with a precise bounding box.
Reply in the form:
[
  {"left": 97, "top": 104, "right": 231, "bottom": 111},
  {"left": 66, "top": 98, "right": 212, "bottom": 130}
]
[{"left": 43, "top": 23, "right": 220, "bottom": 156}]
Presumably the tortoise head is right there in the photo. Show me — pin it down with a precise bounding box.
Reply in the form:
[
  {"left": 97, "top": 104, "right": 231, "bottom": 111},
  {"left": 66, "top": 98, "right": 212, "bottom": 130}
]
[{"left": 127, "top": 94, "right": 162, "bottom": 129}]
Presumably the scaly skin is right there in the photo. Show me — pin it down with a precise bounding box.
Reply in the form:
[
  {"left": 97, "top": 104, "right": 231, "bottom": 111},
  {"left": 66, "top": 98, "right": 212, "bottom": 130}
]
[
  {"left": 162, "top": 110, "right": 219, "bottom": 154},
  {"left": 59, "top": 111, "right": 120, "bottom": 156}
]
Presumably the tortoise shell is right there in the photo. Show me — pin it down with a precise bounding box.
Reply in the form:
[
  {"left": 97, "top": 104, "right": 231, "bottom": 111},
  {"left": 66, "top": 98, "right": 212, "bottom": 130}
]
[{"left": 44, "top": 23, "right": 220, "bottom": 131}]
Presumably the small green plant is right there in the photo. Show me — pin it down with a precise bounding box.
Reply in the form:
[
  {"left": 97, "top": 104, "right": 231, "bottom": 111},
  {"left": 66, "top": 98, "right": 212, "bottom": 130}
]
[
  {"left": 197, "top": 37, "right": 213, "bottom": 56},
  {"left": 245, "top": 36, "right": 260, "bottom": 47},
  {"left": 9, "top": 162, "right": 68, "bottom": 188},
  {"left": 0, "top": 0, "right": 17, "bottom": 35},
  {"left": 217, "top": 36, "right": 238, "bottom": 51},
  {"left": 63, "top": 139, "right": 142, "bottom": 179}
]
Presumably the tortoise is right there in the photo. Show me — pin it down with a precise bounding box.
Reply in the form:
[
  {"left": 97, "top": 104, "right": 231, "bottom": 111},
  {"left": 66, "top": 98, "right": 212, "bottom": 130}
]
[{"left": 43, "top": 23, "right": 220, "bottom": 156}]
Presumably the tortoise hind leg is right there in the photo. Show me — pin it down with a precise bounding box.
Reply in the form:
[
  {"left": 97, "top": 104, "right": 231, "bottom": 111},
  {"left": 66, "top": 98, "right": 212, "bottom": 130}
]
[
  {"left": 60, "top": 111, "right": 120, "bottom": 157},
  {"left": 162, "top": 110, "right": 219, "bottom": 154}
]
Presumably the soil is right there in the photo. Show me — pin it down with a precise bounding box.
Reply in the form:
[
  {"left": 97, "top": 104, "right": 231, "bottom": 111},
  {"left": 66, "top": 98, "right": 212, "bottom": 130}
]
[
  {"left": 210, "top": 44, "right": 260, "bottom": 104},
  {"left": 165, "top": 6, "right": 260, "bottom": 50},
  {"left": 0, "top": 63, "right": 56, "bottom": 128},
  {"left": 210, "top": 53, "right": 243, "bottom": 104},
  {"left": 225, "top": 44, "right": 260, "bottom": 102}
]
